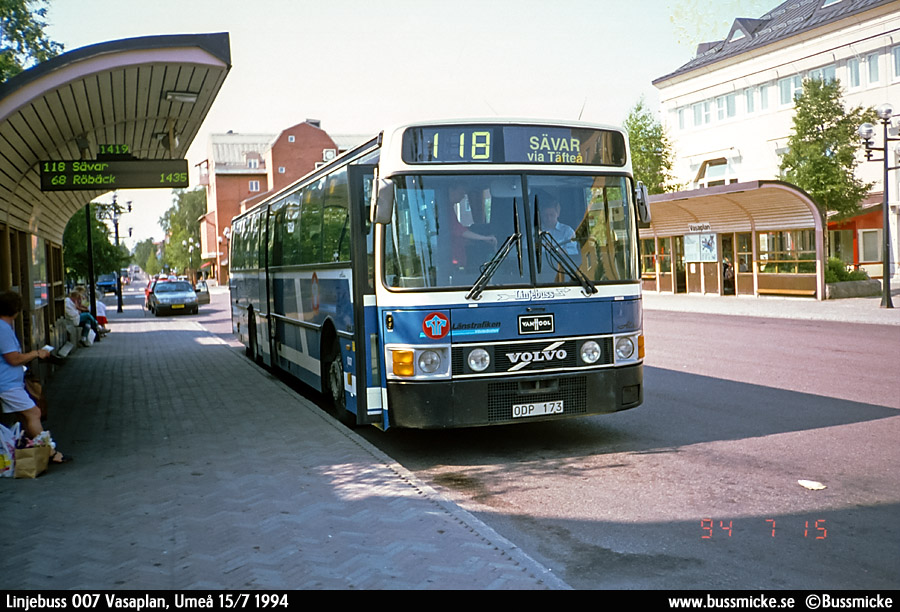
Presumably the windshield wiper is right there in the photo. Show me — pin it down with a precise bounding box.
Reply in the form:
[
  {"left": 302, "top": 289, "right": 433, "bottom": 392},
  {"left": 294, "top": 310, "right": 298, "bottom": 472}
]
[
  {"left": 466, "top": 202, "right": 522, "bottom": 301},
  {"left": 539, "top": 231, "right": 597, "bottom": 296}
]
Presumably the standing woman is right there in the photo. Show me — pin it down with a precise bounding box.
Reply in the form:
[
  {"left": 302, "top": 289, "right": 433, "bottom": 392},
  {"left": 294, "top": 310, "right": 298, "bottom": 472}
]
[{"left": 0, "top": 291, "right": 70, "bottom": 463}]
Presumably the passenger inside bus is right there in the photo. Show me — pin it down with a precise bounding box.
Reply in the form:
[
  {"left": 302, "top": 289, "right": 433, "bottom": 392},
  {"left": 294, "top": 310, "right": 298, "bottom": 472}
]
[{"left": 442, "top": 181, "right": 496, "bottom": 270}]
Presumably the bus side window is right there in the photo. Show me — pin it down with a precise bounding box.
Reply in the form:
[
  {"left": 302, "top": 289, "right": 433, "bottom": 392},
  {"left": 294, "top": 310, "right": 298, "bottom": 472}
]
[
  {"left": 300, "top": 179, "right": 324, "bottom": 264},
  {"left": 322, "top": 167, "right": 350, "bottom": 262}
]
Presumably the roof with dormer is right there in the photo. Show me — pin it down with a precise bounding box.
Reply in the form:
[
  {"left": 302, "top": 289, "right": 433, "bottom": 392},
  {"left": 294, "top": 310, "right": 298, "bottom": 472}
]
[{"left": 653, "top": 0, "right": 896, "bottom": 85}]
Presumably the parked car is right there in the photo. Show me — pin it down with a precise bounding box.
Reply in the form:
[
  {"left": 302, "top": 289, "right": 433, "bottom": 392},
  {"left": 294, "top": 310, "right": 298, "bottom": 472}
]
[
  {"left": 147, "top": 280, "right": 198, "bottom": 316},
  {"left": 97, "top": 273, "right": 118, "bottom": 294},
  {"left": 194, "top": 280, "right": 210, "bottom": 305}
]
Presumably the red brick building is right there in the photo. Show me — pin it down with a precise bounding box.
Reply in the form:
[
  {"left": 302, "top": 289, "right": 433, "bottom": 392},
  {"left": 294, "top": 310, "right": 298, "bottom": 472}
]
[{"left": 198, "top": 120, "right": 338, "bottom": 282}]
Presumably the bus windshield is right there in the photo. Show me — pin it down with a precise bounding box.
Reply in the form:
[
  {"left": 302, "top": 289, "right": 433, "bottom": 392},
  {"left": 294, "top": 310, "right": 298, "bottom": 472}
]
[{"left": 383, "top": 173, "right": 638, "bottom": 290}]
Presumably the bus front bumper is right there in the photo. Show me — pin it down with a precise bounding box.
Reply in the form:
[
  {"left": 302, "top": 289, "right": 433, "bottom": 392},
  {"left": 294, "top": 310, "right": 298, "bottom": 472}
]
[{"left": 385, "top": 364, "right": 642, "bottom": 429}]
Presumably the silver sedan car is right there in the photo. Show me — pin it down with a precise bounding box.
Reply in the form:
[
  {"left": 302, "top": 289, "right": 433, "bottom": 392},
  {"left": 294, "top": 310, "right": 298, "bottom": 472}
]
[{"left": 148, "top": 280, "right": 199, "bottom": 315}]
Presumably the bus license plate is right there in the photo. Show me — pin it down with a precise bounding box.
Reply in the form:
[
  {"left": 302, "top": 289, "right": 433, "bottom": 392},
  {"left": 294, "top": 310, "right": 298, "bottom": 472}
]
[{"left": 512, "top": 401, "right": 564, "bottom": 419}]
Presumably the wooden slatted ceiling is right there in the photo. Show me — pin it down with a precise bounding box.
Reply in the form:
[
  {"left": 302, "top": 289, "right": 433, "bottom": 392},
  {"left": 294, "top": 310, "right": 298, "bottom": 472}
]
[
  {"left": 0, "top": 33, "right": 230, "bottom": 245},
  {"left": 641, "top": 181, "right": 824, "bottom": 238}
]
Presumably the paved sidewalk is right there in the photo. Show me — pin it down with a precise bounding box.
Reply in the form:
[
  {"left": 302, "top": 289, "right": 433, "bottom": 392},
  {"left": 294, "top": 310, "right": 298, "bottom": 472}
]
[
  {"left": 643, "top": 288, "right": 900, "bottom": 326},
  {"left": 0, "top": 299, "right": 568, "bottom": 590}
]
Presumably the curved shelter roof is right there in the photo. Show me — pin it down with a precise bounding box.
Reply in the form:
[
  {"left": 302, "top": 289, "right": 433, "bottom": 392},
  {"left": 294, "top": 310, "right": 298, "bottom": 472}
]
[
  {"left": 642, "top": 180, "right": 824, "bottom": 238},
  {"left": 0, "top": 32, "right": 231, "bottom": 243}
]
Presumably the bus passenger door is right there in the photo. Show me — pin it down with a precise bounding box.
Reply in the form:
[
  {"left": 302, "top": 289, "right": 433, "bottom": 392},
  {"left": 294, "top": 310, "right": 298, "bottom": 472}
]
[{"left": 348, "top": 164, "right": 384, "bottom": 426}]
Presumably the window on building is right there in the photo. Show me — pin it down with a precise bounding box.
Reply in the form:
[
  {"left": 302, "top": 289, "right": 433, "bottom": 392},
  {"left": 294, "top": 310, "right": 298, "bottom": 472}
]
[
  {"left": 249, "top": 180, "right": 260, "bottom": 192},
  {"left": 759, "top": 84, "right": 770, "bottom": 110},
  {"left": 828, "top": 229, "right": 853, "bottom": 264},
  {"left": 716, "top": 94, "right": 737, "bottom": 120},
  {"left": 867, "top": 52, "right": 880, "bottom": 84},
  {"left": 678, "top": 108, "right": 686, "bottom": 130},
  {"left": 640, "top": 238, "right": 657, "bottom": 278},
  {"left": 288, "top": 135, "right": 295, "bottom": 143},
  {"left": 778, "top": 76, "right": 802, "bottom": 105},
  {"left": 745, "top": 88, "right": 755, "bottom": 113},
  {"left": 859, "top": 229, "right": 882, "bottom": 262},
  {"left": 698, "top": 158, "right": 729, "bottom": 188},
  {"left": 757, "top": 230, "right": 816, "bottom": 273},
  {"left": 278, "top": 167, "right": 286, "bottom": 174},
  {"left": 893, "top": 46, "right": 900, "bottom": 80},
  {"left": 848, "top": 58, "right": 861, "bottom": 88},
  {"left": 248, "top": 158, "right": 259, "bottom": 169},
  {"left": 658, "top": 237, "right": 672, "bottom": 273},
  {"left": 737, "top": 233, "right": 752, "bottom": 273},
  {"left": 808, "top": 65, "right": 836, "bottom": 84}
]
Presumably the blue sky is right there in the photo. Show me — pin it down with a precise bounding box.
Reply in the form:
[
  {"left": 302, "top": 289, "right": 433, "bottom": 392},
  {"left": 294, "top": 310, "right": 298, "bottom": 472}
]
[{"left": 44, "top": 0, "right": 774, "bottom": 246}]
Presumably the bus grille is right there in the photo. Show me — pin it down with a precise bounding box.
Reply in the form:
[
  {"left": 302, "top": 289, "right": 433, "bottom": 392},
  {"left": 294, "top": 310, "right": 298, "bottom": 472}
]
[
  {"left": 487, "top": 376, "right": 588, "bottom": 422},
  {"left": 453, "top": 337, "right": 613, "bottom": 377}
]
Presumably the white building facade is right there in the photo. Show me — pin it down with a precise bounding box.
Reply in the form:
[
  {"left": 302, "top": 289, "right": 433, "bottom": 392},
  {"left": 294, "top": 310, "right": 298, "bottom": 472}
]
[{"left": 653, "top": 0, "right": 899, "bottom": 281}]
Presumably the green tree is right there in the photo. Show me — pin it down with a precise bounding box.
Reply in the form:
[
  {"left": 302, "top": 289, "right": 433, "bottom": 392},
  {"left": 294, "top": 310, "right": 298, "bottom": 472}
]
[
  {"left": 0, "top": 0, "right": 63, "bottom": 82},
  {"left": 624, "top": 98, "right": 677, "bottom": 194},
  {"left": 159, "top": 188, "right": 206, "bottom": 272},
  {"left": 62, "top": 206, "right": 130, "bottom": 282},
  {"left": 132, "top": 237, "right": 156, "bottom": 270},
  {"left": 779, "top": 78, "right": 877, "bottom": 219},
  {"left": 144, "top": 251, "right": 161, "bottom": 276}
]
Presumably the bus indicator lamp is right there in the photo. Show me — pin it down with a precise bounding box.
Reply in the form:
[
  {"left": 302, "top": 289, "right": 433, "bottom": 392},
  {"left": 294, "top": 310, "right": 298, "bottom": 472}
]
[
  {"left": 580, "top": 340, "right": 602, "bottom": 364},
  {"left": 393, "top": 350, "right": 415, "bottom": 376},
  {"left": 467, "top": 348, "right": 491, "bottom": 372}
]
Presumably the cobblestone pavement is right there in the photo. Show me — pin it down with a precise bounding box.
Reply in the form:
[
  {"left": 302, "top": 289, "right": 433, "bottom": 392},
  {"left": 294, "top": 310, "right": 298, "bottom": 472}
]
[{"left": 0, "top": 301, "right": 568, "bottom": 590}]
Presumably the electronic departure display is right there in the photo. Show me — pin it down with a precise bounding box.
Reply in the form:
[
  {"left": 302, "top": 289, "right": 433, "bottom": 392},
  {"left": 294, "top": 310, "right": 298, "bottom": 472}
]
[
  {"left": 401, "top": 124, "right": 627, "bottom": 166},
  {"left": 40, "top": 159, "right": 189, "bottom": 191}
]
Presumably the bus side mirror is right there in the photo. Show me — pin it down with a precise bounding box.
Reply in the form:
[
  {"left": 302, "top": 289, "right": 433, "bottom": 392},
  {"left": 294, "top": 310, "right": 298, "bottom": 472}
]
[
  {"left": 372, "top": 178, "right": 394, "bottom": 224},
  {"left": 635, "top": 181, "right": 651, "bottom": 225}
]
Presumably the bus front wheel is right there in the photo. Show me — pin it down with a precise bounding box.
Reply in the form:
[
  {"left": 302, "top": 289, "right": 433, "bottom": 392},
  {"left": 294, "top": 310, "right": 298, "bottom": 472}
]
[{"left": 324, "top": 344, "right": 356, "bottom": 427}]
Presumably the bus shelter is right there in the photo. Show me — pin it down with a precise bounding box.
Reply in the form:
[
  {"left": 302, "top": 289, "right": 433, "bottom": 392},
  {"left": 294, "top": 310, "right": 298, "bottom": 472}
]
[
  {"left": 641, "top": 181, "right": 826, "bottom": 300},
  {"left": 0, "top": 33, "right": 230, "bottom": 351}
]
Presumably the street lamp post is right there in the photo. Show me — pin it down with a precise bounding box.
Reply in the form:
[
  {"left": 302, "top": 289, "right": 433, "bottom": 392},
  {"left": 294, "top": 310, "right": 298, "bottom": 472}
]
[
  {"left": 95, "top": 195, "right": 131, "bottom": 313},
  {"left": 182, "top": 237, "right": 196, "bottom": 283},
  {"left": 859, "top": 103, "right": 899, "bottom": 309}
]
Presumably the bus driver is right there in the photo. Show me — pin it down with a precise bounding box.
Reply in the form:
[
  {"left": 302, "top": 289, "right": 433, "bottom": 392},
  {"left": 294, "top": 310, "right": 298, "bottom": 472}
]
[{"left": 541, "top": 199, "right": 580, "bottom": 260}]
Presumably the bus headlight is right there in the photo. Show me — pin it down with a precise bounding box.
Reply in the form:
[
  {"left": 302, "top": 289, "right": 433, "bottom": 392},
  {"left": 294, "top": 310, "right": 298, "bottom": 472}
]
[
  {"left": 467, "top": 348, "right": 490, "bottom": 372},
  {"left": 418, "top": 350, "right": 441, "bottom": 374},
  {"left": 580, "top": 340, "right": 602, "bottom": 364},
  {"left": 615, "top": 337, "right": 635, "bottom": 360}
]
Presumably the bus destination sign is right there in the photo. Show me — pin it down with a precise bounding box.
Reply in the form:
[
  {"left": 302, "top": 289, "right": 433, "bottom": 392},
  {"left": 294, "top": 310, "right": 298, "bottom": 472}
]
[
  {"left": 40, "top": 159, "right": 189, "bottom": 191},
  {"left": 402, "top": 124, "right": 627, "bottom": 167}
]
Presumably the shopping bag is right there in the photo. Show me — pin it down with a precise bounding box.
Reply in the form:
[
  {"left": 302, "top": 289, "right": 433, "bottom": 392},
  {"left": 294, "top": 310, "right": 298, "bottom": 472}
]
[
  {"left": 0, "top": 423, "right": 20, "bottom": 478},
  {"left": 14, "top": 445, "right": 51, "bottom": 478},
  {"left": 86, "top": 328, "right": 96, "bottom": 346}
]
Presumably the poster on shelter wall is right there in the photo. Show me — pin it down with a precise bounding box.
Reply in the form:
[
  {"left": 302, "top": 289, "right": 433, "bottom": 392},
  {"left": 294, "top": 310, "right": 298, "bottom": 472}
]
[{"left": 684, "top": 232, "right": 718, "bottom": 263}]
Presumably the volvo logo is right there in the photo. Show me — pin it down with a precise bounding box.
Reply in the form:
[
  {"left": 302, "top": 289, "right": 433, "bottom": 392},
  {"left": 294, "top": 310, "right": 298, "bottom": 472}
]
[{"left": 505, "top": 341, "right": 567, "bottom": 372}]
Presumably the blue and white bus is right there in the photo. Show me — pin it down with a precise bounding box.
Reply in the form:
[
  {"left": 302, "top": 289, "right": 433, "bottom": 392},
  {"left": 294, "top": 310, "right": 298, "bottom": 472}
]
[{"left": 230, "top": 119, "right": 651, "bottom": 429}]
